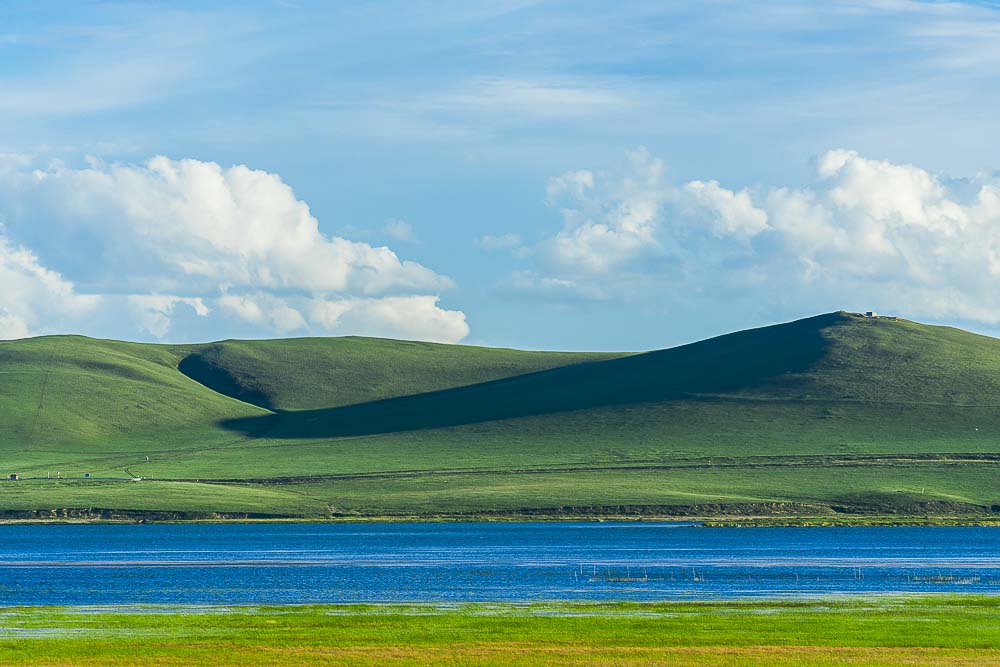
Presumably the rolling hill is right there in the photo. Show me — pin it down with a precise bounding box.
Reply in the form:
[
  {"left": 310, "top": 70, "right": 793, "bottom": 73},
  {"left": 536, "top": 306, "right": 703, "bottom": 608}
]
[{"left": 0, "top": 311, "right": 997, "bottom": 520}]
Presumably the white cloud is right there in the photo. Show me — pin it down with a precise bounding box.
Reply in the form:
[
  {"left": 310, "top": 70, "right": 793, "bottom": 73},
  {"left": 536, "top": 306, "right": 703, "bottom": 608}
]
[
  {"left": 0, "top": 312, "right": 29, "bottom": 340},
  {"left": 127, "top": 295, "right": 210, "bottom": 338},
  {"left": 681, "top": 180, "right": 769, "bottom": 240},
  {"left": 0, "top": 156, "right": 467, "bottom": 343},
  {"left": 0, "top": 232, "right": 99, "bottom": 339},
  {"left": 216, "top": 294, "right": 267, "bottom": 327},
  {"left": 217, "top": 293, "right": 308, "bottom": 335},
  {"left": 765, "top": 149, "right": 1000, "bottom": 321},
  {"left": 514, "top": 148, "right": 1000, "bottom": 325},
  {"left": 542, "top": 149, "right": 668, "bottom": 274},
  {"left": 4, "top": 156, "right": 450, "bottom": 295},
  {"left": 307, "top": 295, "right": 469, "bottom": 343}
]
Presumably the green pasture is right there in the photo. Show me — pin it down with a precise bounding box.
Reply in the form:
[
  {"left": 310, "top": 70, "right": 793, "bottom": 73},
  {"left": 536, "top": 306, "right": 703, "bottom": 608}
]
[
  {"left": 0, "top": 597, "right": 995, "bottom": 666},
  {"left": 0, "top": 461, "right": 994, "bottom": 519}
]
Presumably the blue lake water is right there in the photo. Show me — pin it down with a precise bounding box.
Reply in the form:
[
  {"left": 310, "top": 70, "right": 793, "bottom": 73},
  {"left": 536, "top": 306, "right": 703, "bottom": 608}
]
[{"left": 0, "top": 523, "right": 996, "bottom": 604}]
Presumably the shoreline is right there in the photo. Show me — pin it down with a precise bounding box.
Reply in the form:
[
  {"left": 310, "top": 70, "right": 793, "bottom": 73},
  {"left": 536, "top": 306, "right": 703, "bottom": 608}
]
[
  {"left": 0, "top": 593, "right": 995, "bottom": 609},
  {"left": 0, "top": 513, "right": 996, "bottom": 526}
]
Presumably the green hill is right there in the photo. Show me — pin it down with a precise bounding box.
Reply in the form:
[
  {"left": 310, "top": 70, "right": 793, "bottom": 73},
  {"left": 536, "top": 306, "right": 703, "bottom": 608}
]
[
  {"left": 0, "top": 312, "right": 997, "bottom": 520},
  {"left": 0, "top": 336, "right": 266, "bottom": 453},
  {"left": 0, "top": 335, "right": 612, "bottom": 450},
  {"left": 176, "top": 337, "right": 620, "bottom": 411}
]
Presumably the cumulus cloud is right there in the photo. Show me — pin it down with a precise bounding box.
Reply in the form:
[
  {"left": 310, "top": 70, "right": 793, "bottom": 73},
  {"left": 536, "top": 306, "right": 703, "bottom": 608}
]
[
  {"left": 680, "top": 180, "right": 768, "bottom": 241},
  {"left": 543, "top": 149, "right": 669, "bottom": 274},
  {"left": 127, "top": 295, "right": 210, "bottom": 338},
  {"left": 514, "top": 148, "right": 1000, "bottom": 324},
  {"left": 308, "top": 295, "right": 469, "bottom": 343},
  {"left": 0, "top": 232, "right": 98, "bottom": 339},
  {"left": 0, "top": 156, "right": 467, "bottom": 342},
  {"left": 3, "top": 156, "right": 450, "bottom": 295}
]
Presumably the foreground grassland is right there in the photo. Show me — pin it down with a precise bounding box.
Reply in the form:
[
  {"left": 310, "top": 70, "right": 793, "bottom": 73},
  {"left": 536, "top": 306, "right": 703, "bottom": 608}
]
[
  {"left": 1, "top": 312, "right": 999, "bottom": 519},
  {"left": 0, "top": 597, "right": 996, "bottom": 666}
]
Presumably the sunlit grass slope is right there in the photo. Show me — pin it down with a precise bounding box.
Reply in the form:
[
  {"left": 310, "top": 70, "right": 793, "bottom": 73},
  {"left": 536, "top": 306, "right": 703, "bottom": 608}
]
[
  {"left": 1, "top": 312, "right": 998, "bottom": 517},
  {"left": 177, "top": 337, "right": 621, "bottom": 410},
  {"left": 0, "top": 334, "right": 613, "bottom": 472},
  {"left": 211, "top": 313, "right": 1000, "bottom": 473},
  {"left": 0, "top": 336, "right": 266, "bottom": 453},
  {"left": 228, "top": 311, "right": 1000, "bottom": 440}
]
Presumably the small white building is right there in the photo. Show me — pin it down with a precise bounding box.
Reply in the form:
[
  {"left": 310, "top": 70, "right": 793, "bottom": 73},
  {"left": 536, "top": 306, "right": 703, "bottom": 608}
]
[{"left": 864, "top": 311, "right": 877, "bottom": 318}]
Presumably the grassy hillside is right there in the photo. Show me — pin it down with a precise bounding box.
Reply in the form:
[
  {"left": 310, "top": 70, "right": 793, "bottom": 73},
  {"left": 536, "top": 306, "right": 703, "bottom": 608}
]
[
  {"left": 0, "top": 312, "right": 998, "bottom": 519},
  {"left": 176, "top": 337, "right": 621, "bottom": 411},
  {"left": 0, "top": 336, "right": 612, "bottom": 448},
  {"left": 224, "top": 311, "right": 1000, "bottom": 439},
  {"left": 0, "top": 336, "right": 265, "bottom": 453}
]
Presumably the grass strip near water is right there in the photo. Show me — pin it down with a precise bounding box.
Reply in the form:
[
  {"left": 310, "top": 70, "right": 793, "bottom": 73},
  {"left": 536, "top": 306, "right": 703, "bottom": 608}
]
[
  {"left": 2, "top": 460, "right": 996, "bottom": 522},
  {"left": 0, "top": 596, "right": 995, "bottom": 666}
]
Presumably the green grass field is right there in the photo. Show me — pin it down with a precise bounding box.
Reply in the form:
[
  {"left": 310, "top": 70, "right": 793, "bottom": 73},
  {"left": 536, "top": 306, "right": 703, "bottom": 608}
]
[
  {"left": 1, "top": 311, "right": 998, "bottom": 519},
  {"left": 0, "top": 597, "right": 995, "bottom": 666}
]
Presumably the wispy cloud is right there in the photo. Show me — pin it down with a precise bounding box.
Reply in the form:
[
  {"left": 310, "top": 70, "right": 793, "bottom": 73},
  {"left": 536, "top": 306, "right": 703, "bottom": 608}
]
[
  {"left": 431, "top": 78, "right": 634, "bottom": 118},
  {"left": 0, "top": 8, "right": 271, "bottom": 120},
  {"left": 384, "top": 219, "right": 417, "bottom": 243},
  {"left": 476, "top": 233, "right": 522, "bottom": 250},
  {"left": 0, "top": 58, "right": 193, "bottom": 117}
]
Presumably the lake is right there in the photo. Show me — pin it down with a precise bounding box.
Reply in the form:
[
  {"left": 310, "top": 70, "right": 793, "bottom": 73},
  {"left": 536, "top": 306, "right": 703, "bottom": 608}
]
[{"left": 0, "top": 523, "right": 995, "bottom": 604}]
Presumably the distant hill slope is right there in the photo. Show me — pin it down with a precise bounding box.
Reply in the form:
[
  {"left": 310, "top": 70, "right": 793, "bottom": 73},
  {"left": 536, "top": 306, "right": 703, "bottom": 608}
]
[
  {"left": 176, "top": 337, "right": 622, "bottom": 411},
  {"left": 0, "top": 312, "right": 997, "bottom": 519},
  {"left": 0, "top": 334, "right": 616, "bottom": 450},
  {"left": 223, "top": 311, "right": 1000, "bottom": 438},
  {"left": 0, "top": 336, "right": 266, "bottom": 453}
]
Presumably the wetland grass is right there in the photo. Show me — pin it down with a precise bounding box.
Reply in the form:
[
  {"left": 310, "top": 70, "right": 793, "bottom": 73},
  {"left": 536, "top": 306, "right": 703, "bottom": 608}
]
[{"left": 0, "top": 596, "right": 995, "bottom": 666}]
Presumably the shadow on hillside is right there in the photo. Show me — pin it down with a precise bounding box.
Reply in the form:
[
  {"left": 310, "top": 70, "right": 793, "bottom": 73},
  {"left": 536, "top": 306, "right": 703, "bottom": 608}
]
[
  {"left": 220, "top": 313, "right": 839, "bottom": 439},
  {"left": 179, "top": 350, "right": 275, "bottom": 410}
]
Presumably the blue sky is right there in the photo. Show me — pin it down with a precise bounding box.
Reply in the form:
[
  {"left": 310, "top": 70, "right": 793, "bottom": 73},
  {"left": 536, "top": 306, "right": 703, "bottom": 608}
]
[{"left": 3, "top": 1, "right": 1000, "bottom": 350}]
